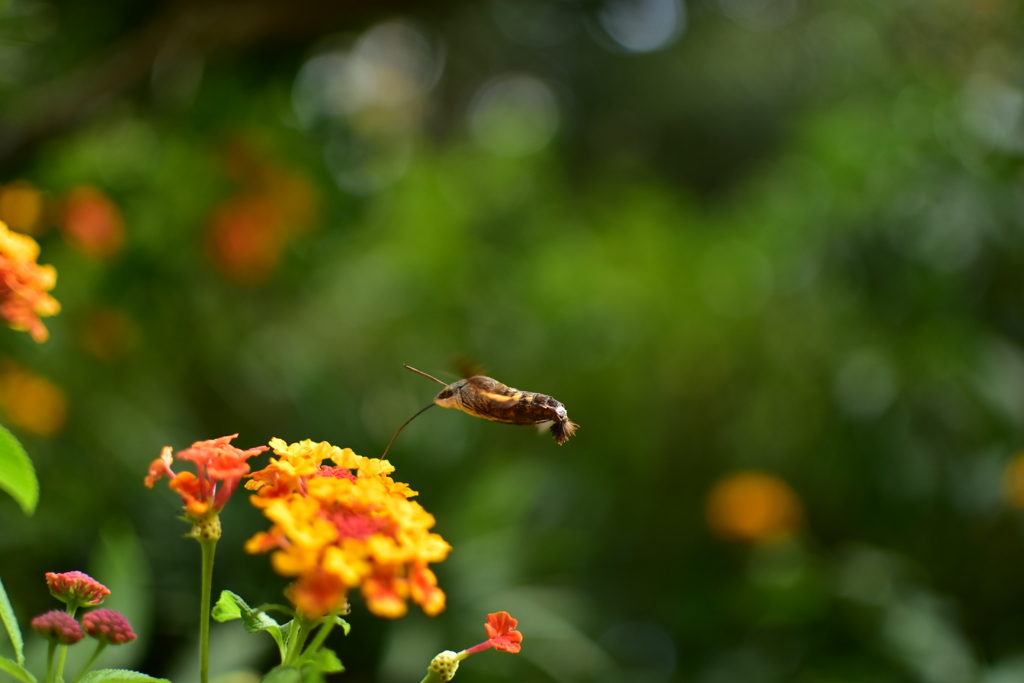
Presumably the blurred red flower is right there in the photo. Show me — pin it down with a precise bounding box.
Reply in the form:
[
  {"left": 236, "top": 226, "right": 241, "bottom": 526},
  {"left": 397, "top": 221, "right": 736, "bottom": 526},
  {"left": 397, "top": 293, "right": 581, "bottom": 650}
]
[{"left": 59, "top": 186, "right": 125, "bottom": 259}]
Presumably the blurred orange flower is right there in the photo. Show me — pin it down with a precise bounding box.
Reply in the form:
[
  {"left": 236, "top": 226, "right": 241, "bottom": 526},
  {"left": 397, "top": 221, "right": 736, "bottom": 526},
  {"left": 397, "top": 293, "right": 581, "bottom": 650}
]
[
  {"left": 205, "top": 139, "right": 317, "bottom": 286},
  {"left": 206, "top": 197, "right": 285, "bottom": 285},
  {"left": 0, "top": 221, "right": 59, "bottom": 342},
  {"left": 245, "top": 438, "right": 450, "bottom": 619},
  {"left": 705, "top": 471, "right": 803, "bottom": 544},
  {"left": 0, "top": 181, "right": 46, "bottom": 236},
  {"left": 0, "top": 362, "right": 67, "bottom": 436},
  {"left": 59, "top": 186, "right": 125, "bottom": 259}
]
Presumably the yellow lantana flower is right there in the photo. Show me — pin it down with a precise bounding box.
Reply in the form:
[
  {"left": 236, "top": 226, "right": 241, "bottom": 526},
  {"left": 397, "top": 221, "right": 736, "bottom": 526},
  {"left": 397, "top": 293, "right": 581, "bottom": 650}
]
[{"left": 246, "top": 439, "right": 451, "bottom": 619}]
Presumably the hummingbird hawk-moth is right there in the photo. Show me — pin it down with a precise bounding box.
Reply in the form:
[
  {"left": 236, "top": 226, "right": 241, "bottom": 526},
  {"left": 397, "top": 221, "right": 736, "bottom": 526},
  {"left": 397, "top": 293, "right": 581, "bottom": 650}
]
[{"left": 381, "top": 365, "right": 579, "bottom": 457}]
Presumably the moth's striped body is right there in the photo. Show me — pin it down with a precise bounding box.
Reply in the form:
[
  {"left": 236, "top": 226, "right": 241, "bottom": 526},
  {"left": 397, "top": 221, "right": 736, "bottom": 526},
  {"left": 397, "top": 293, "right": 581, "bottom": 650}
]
[
  {"left": 434, "top": 375, "right": 578, "bottom": 445},
  {"left": 381, "top": 365, "right": 579, "bottom": 458}
]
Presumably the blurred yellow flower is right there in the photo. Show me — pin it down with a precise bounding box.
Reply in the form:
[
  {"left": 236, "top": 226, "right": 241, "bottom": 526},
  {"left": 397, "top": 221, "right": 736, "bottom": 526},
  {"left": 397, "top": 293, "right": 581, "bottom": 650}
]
[
  {"left": 706, "top": 471, "right": 803, "bottom": 544},
  {"left": 0, "top": 221, "right": 60, "bottom": 342},
  {"left": 0, "top": 362, "right": 67, "bottom": 436},
  {"left": 246, "top": 438, "right": 450, "bottom": 619},
  {"left": 0, "top": 181, "right": 46, "bottom": 236},
  {"left": 1003, "top": 452, "right": 1024, "bottom": 508}
]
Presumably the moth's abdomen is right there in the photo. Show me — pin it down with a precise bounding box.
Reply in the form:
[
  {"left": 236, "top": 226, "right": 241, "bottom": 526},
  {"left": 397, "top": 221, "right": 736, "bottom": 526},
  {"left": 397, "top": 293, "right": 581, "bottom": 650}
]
[{"left": 497, "top": 391, "right": 567, "bottom": 426}]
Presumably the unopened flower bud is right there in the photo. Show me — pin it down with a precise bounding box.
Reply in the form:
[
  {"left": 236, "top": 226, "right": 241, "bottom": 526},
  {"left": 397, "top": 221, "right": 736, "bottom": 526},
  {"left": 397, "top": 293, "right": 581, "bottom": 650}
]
[
  {"left": 31, "top": 610, "right": 83, "bottom": 645},
  {"left": 429, "top": 650, "right": 460, "bottom": 682},
  {"left": 45, "top": 571, "right": 110, "bottom": 608},
  {"left": 82, "top": 609, "right": 136, "bottom": 645}
]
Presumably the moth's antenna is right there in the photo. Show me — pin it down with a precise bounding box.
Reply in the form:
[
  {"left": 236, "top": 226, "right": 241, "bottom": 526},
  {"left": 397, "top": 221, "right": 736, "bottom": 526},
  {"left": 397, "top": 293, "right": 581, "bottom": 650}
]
[
  {"left": 382, "top": 366, "right": 450, "bottom": 458},
  {"left": 404, "top": 364, "right": 449, "bottom": 387},
  {"left": 381, "top": 403, "right": 435, "bottom": 459}
]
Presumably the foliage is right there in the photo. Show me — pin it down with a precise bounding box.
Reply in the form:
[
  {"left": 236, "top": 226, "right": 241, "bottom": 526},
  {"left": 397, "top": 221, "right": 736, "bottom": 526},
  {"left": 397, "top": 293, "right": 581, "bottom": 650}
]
[{"left": 0, "top": 0, "right": 1023, "bottom": 681}]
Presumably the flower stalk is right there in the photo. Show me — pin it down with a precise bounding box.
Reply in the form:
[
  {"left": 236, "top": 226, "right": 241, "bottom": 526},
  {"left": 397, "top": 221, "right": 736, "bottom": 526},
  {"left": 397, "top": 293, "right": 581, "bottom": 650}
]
[
  {"left": 145, "top": 434, "right": 266, "bottom": 683},
  {"left": 72, "top": 641, "right": 107, "bottom": 683},
  {"left": 198, "top": 532, "right": 218, "bottom": 683}
]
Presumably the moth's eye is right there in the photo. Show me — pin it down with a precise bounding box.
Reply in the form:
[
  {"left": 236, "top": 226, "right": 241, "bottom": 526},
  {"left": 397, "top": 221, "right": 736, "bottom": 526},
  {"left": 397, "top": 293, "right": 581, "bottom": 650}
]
[{"left": 437, "top": 388, "right": 454, "bottom": 399}]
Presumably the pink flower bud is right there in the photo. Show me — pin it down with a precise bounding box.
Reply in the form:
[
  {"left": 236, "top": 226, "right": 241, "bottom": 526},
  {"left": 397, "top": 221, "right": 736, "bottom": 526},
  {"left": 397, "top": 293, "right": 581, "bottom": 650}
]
[
  {"left": 82, "top": 609, "right": 136, "bottom": 645},
  {"left": 31, "top": 610, "right": 83, "bottom": 645}
]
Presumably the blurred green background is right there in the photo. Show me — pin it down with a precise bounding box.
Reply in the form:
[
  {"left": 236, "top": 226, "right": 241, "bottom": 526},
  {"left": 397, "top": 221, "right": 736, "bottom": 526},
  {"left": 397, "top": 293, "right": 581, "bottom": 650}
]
[{"left": 2, "top": 0, "right": 1024, "bottom": 681}]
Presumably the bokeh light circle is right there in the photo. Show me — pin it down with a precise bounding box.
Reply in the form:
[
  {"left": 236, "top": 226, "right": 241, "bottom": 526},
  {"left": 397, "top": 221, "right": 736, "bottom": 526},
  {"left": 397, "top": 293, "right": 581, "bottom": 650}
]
[
  {"left": 597, "top": 0, "right": 685, "bottom": 53},
  {"left": 468, "top": 73, "right": 559, "bottom": 157}
]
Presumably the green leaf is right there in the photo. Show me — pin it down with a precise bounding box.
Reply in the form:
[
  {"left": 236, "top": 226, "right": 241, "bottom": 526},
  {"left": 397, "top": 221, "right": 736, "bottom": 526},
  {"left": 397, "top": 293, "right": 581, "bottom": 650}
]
[
  {"left": 326, "top": 616, "right": 350, "bottom": 637},
  {"left": 76, "top": 670, "right": 169, "bottom": 683},
  {"left": 260, "top": 665, "right": 301, "bottom": 683},
  {"left": 294, "top": 645, "right": 343, "bottom": 683},
  {"left": 210, "top": 591, "right": 245, "bottom": 621},
  {"left": 0, "top": 577, "right": 24, "bottom": 666},
  {"left": 0, "top": 425, "right": 38, "bottom": 515},
  {"left": 0, "top": 654, "right": 35, "bottom": 683},
  {"left": 212, "top": 591, "right": 288, "bottom": 660},
  {"left": 304, "top": 648, "right": 343, "bottom": 674},
  {"left": 297, "top": 663, "right": 326, "bottom": 683}
]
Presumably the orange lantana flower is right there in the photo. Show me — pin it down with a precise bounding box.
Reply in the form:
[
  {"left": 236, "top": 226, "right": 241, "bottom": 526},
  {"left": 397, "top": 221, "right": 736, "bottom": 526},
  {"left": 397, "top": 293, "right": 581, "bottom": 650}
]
[
  {"left": 145, "top": 434, "right": 268, "bottom": 519},
  {"left": 245, "top": 438, "right": 451, "bottom": 619},
  {"left": 0, "top": 220, "right": 59, "bottom": 342}
]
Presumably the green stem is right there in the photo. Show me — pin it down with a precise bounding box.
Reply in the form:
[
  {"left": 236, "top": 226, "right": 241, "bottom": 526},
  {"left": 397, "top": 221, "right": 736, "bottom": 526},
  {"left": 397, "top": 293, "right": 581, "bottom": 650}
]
[
  {"left": 300, "top": 620, "right": 335, "bottom": 660},
  {"left": 44, "top": 641, "right": 55, "bottom": 683},
  {"left": 198, "top": 534, "right": 218, "bottom": 683},
  {"left": 54, "top": 642, "right": 69, "bottom": 683},
  {"left": 71, "top": 641, "right": 107, "bottom": 683},
  {"left": 419, "top": 670, "right": 445, "bottom": 683},
  {"left": 282, "top": 617, "right": 314, "bottom": 667},
  {"left": 54, "top": 605, "right": 78, "bottom": 683}
]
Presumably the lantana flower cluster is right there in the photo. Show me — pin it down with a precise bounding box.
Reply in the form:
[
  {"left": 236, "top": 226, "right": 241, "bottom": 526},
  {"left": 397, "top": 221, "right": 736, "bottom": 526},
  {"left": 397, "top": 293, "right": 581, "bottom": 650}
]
[
  {"left": 0, "top": 220, "right": 59, "bottom": 342},
  {"left": 244, "top": 438, "right": 451, "bottom": 619},
  {"left": 45, "top": 571, "right": 110, "bottom": 608},
  {"left": 31, "top": 572, "right": 135, "bottom": 646},
  {"left": 145, "top": 434, "right": 268, "bottom": 522}
]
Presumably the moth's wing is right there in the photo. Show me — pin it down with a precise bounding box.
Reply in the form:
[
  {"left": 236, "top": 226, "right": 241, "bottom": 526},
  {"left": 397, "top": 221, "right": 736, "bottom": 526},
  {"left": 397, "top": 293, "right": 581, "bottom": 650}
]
[{"left": 451, "top": 354, "right": 488, "bottom": 379}]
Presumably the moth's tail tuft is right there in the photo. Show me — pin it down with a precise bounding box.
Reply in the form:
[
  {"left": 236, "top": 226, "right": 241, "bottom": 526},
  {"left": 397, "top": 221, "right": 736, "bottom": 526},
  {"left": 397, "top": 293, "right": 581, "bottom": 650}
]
[{"left": 550, "top": 418, "right": 579, "bottom": 445}]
